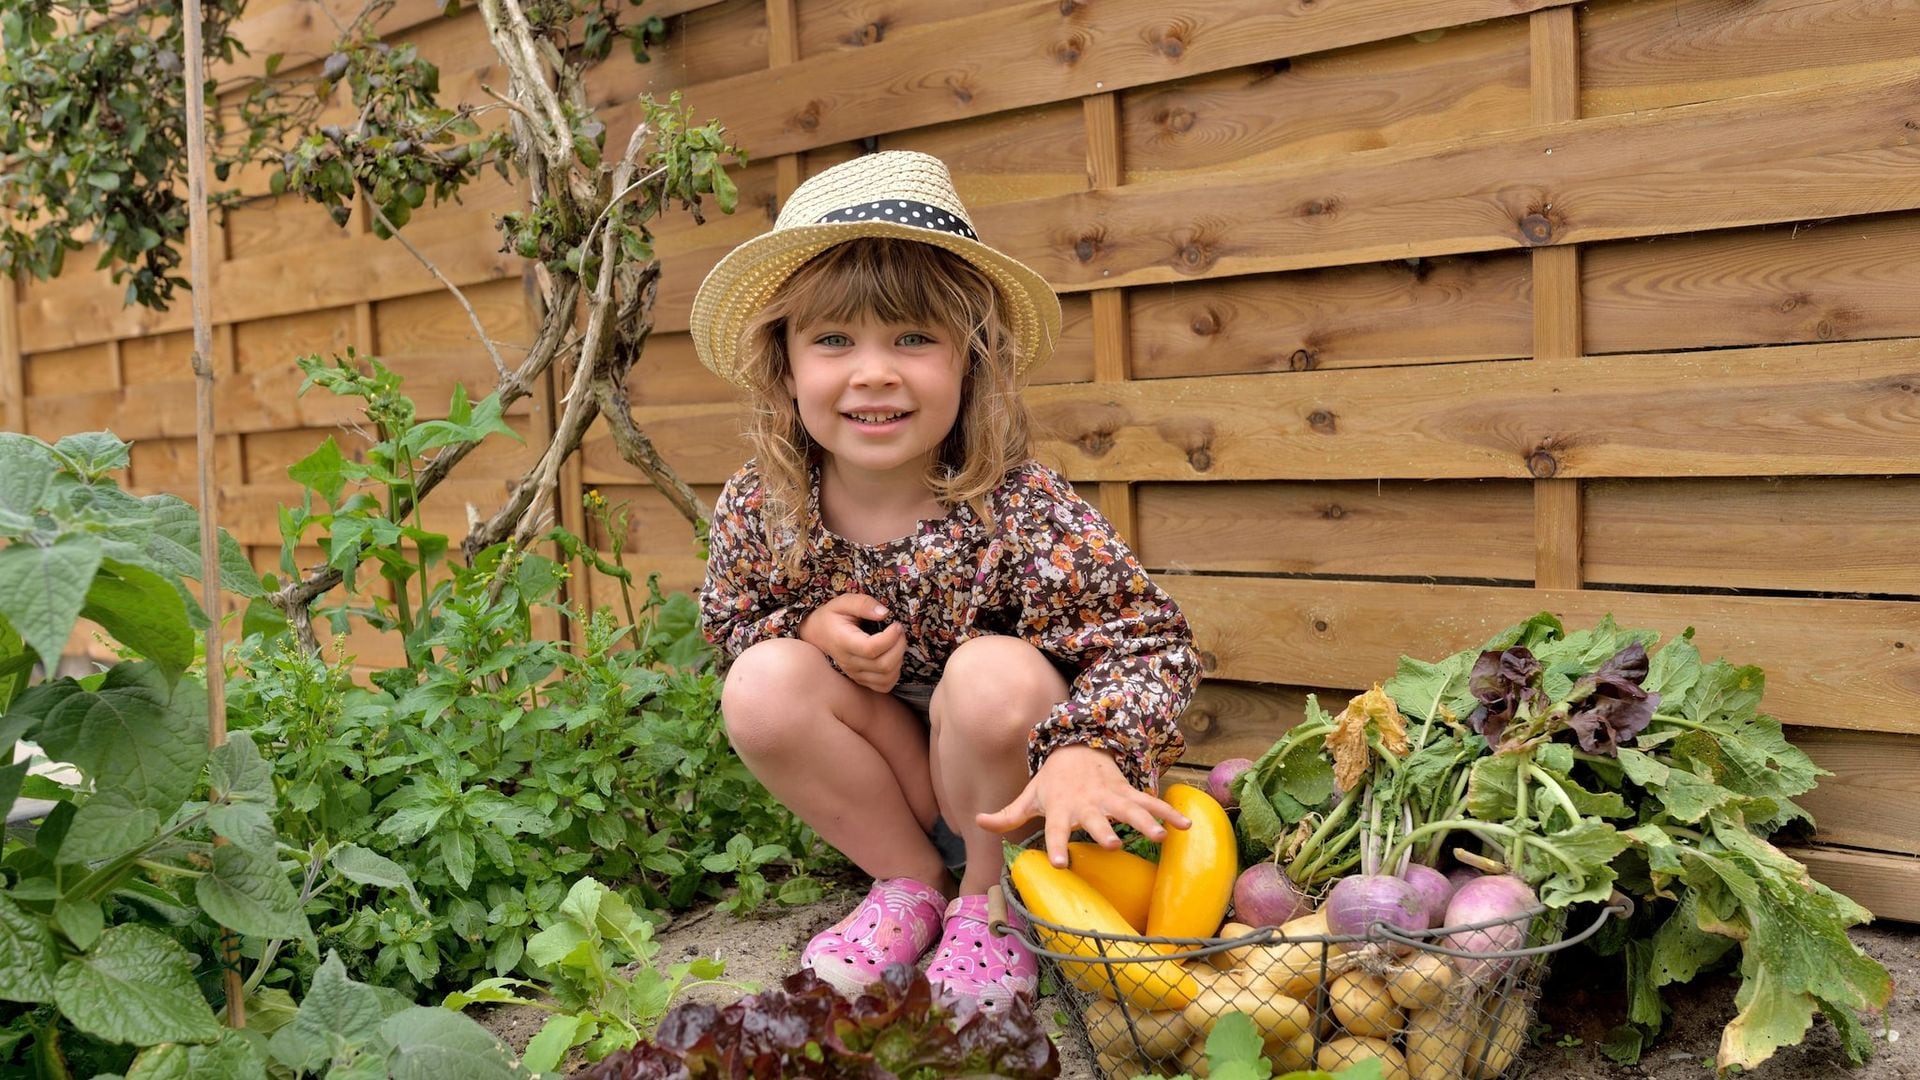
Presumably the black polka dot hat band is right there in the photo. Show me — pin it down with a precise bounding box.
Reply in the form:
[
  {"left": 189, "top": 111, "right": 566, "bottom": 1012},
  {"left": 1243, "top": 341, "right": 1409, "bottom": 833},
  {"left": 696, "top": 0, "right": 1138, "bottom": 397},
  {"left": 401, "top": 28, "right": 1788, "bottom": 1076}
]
[
  {"left": 689, "top": 151, "right": 1062, "bottom": 390},
  {"left": 815, "top": 200, "right": 980, "bottom": 240}
]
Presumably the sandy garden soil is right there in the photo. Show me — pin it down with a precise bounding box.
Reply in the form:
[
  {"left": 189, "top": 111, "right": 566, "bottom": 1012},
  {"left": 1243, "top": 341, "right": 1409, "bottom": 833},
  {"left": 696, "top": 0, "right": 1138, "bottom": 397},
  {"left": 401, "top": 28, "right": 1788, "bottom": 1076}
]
[{"left": 478, "top": 881, "right": 1914, "bottom": 1078}]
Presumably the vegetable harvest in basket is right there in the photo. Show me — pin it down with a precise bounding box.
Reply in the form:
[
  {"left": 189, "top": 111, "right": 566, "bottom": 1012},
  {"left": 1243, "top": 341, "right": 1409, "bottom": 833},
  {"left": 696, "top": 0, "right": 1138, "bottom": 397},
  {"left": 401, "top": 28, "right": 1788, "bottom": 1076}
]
[{"left": 1234, "top": 613, "right": 1894, "bottom": 1071}]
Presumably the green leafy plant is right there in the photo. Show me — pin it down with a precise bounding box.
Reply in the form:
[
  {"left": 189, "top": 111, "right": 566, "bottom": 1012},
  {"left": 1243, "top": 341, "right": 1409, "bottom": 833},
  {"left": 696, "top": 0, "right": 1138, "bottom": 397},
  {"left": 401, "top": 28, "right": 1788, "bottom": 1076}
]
[
  {"left": 224, "top": 365, "right": 829, "bottom": 1005},
  {"left": 1237, "top": 613, "right": 1893, "bottom": 1072},
  {"left": 446, "top": 877, "right": 739, "bottom": 1069},
  {"left": 0, "top": 431, "right": 532, "bottom": 1077}
]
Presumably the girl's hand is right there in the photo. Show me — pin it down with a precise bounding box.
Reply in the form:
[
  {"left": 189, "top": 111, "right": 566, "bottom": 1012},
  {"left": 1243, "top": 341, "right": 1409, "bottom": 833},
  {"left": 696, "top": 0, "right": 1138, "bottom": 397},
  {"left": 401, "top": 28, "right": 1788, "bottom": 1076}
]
[
  {"left": 975, "top": 745, "right": 1191, "bottom": 868},
  {"left": 799, "top": 593, "right": 908, "bottom": 693}
]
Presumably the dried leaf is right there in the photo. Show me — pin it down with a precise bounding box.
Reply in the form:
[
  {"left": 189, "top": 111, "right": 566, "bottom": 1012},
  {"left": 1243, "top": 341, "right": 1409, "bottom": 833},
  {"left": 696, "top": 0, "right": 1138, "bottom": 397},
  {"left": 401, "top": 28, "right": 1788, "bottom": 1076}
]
[{"left": 1324, "top": 684, "right": 1409, "bottom": 791}]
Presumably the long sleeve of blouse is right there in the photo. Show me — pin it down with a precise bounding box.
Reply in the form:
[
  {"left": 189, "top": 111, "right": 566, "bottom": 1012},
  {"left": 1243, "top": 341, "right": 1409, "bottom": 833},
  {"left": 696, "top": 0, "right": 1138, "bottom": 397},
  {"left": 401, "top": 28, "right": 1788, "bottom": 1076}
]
[
  {"left": 699, "top": 469, "right": 812, "bottom": 660},
  {"left": 995, "top": 468, "right": 1199, "bottom": 791}
]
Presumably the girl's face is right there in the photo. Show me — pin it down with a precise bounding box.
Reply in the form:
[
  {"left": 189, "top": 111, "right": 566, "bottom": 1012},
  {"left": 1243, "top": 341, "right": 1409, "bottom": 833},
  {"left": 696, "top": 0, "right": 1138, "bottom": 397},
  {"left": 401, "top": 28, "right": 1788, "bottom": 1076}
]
[{"left": 783, "top": 312, "right": 966, "bottom": 487}]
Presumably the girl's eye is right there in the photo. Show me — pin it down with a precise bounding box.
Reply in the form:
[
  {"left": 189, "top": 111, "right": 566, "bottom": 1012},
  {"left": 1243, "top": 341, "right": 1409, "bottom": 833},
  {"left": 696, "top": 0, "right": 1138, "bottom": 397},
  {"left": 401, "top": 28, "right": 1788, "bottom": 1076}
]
[
  {"left": 815, "top": 333, "right": 852, "bottom": 348},
  {"left": 898, "top": 332, "right": 935, "bottom": 347}
]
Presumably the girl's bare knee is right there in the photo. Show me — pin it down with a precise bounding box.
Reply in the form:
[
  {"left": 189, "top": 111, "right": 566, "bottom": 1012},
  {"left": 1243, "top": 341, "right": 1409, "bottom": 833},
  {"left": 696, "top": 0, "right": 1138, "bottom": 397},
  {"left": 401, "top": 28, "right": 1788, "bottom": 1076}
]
[
  {"left": 720, "top": 638, "right": 832, "bottom": 756},
  {"left": 932, "top": 635, "right": 1066, "bottom": 749}
]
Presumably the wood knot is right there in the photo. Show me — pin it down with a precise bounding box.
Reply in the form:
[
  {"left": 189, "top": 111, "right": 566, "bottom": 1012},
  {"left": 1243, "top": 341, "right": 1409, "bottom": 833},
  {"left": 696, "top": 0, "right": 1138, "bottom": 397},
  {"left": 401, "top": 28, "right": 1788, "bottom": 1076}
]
[
  {"left": 1527, "top": 449, "right": 1559, "bottom": 478},
  {"left": 1155, "top": 27, "right": 1187, "bottom": 58},
  {"left": 1518, "top": 212, "right": 1554, "bottom": 245},
  {"left": 1288, "top": 348, "right": 1316, "bottom": 371},
  {"left": 1312, "top": 618, "right": 1330, "bottom": 633},
  {"left": 1172, "top": 240, "right": 1216, "bottom": 274},
  {"left": 1197, "top": 650, "right": 1219, "bottom": 672},
  {"left": 1307, "top": 409, "right": 1337, "bottom": 433},
  {"left": 1906, "top": 119, "right": 1920, "bottom": 131},
  {"left": 1058, "top": 0, "right": 1088, "bottom": 14},
  {"left": 1189, "top": 310, "right": 1219, "bottom": 336},
  {"left": 1776, "top": 292, "right": 1808, "bottom": 313},
  {"left": 1073, "top": 230, "right": 1103, "bottom": 263},
  {"left": 1187, "top": 445, "right": 1213, "bottom": 472},
  {"left": 1300, "top": 197, "right": 1340, "bottom": 218},
  {"left": 1050, "top": 33, "right": 1087, "bottom": 65},
  {"left": 1076, "top": 429, "right": 1115, "bottom": 456},
  {"left": 1188, "top": 709, "right": 1214, "bottom": 732},
  {"left": 1319, "top": 504, "right": 1346, "bottom": 520},
  {"left": 792, "top": 101, "right": 822, "bottom": 132},
  {"left": 1813, "top": 318, "right": 1839, "bottom": 340},
  {"left": 844, "top": 19, "right": 887, "bottom": 46},
  {"left": 1159, "top": 107, "right": 1197, "bottom": 134}
]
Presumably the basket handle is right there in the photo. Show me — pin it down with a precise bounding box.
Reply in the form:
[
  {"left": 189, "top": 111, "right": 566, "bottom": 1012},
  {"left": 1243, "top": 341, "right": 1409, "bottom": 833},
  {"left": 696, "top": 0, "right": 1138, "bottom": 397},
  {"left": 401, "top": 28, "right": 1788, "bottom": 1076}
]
[
  {"left": 987, "top": 883, "right": 1010, "bottom": 936},
  {"left": 1372, "top": 890, "right": 1636, "bottom": 958}
]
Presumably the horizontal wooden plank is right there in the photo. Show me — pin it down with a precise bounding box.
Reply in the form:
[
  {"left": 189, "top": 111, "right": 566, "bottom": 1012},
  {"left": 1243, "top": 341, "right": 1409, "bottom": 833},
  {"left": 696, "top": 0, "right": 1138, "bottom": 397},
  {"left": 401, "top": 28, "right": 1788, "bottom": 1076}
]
[
  {"left": 120, "top": 330, "right": 196, "bottom": 387},
  {"left": 646, "top": 0, "right": 1577, "bottom": 161},
  {"left": 1128, "top": 253, "right": 1531, "bottom": 379},
  {"left": 591, "top": 337, "right": 1920, "bottom": 485},
  {"left": 23, "top": 342, "right": 114, "bottom": 397},
  {"left": 1581, "top": 0, "right": 1920, "bottom": 118},
  {"left": 1584, "top": 212, "right": 1920, "bottom": 356},
  {"left": 1584, "top": 477, "right": 1920, "bottom": 596},
  {"left": 978, "top": 66, "right": 1920, "bottom": 292},
  {"left": 794, "top": 0, "right": 1031, "bottom": 62},
  {"left": 1029, "top": 338, "right": 1920, "bottom": 482},
  {"left": 1122, "top": 18, "right": 1530, "bottom": 183},
  {"left": 1164, "top": 576, "right": 1920, "bottom": 735},
  {"left": 1781, "top": 845, "right": 1920, "bottom": 924},
  {"left": 25, "top": 351, "right": 531, "bottom": 444},
  {"left": 1134, "top": 480, "right": 1535, "bottom": 579},
  {"left": 1792, "top": 730, "right": 1920, "bottom": 857}
]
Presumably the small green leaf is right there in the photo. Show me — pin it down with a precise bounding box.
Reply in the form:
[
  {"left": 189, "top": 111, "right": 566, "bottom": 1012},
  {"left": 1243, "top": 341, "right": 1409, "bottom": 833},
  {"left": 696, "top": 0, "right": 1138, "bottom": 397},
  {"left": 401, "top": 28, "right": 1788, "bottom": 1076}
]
[
  {"left": 270, "top": 953, "right": 390, "bottom": 1072},
  {"left": 379, "top": 1006, "right": 524, "bottom": 1080},
  {"left": 0, "top": 893, "right": 61, "bottom": 1003},
  {"left": 0, "top": 534, "right": 104, "bottom": 674},
  {"left": 53, "top": 925, "right": 223, "bottom": 1046},
  {"left": 80, "top": 560, "right": 197, "bottom": 681},
  {"left": 288, "top": 436, "right": 353, "bottom": 507},
  {"left": 207, "top": 735, "right": 277, "bottom": 854},
  {"left": 196, "top": 845, "right": 311, "bottom": 941},
  {"left": 126, "top": 1030, "right": 267, "bottom": 1080},
  {"left": 519, "top": 1013, "right": 583, "bottom": 1074},
  {"left": 53, "top": 897, "right": 104, "bottom": 951}
]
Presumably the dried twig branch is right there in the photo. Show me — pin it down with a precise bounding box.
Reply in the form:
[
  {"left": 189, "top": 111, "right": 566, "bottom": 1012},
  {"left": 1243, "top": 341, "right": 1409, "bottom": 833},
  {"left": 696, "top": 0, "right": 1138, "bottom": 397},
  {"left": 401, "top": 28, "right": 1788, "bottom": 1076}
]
[{"left": 366, "top": 202, "right": 510, "bottom": 379}]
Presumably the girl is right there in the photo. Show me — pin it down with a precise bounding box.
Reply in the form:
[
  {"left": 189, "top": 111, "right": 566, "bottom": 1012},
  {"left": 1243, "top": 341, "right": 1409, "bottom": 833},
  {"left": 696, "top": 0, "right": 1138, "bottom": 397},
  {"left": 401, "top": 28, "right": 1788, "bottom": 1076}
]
[{"left": 690, "top": 151, "right": 1202, "bottom": 1009}]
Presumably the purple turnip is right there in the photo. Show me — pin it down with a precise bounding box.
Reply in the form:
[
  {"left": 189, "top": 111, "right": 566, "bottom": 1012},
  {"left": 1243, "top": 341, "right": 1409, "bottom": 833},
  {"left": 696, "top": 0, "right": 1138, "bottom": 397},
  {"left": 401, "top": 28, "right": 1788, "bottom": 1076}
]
[
  {"left": 1439, "top": 873, "right": 1538, "bottom": 981},
  {"left": 1232, "top": 862, "right": 1311, "bottom": 927},
  {"left": 1322, "top": 873, "right": 1427, "bottom": 946},
  {"left": 1207, "top": 758, "right": 1255, "bottom": 808},
  {"left": 1399, "top": 862, "right": 1454, "bottom": 928}
]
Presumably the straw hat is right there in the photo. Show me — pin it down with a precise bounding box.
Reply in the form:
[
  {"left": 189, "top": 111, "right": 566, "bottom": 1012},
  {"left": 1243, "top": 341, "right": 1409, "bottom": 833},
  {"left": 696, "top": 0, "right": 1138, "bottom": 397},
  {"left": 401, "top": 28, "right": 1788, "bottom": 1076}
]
[{"left": 688, "top": 151, "right": 1062, "bottom": 389}]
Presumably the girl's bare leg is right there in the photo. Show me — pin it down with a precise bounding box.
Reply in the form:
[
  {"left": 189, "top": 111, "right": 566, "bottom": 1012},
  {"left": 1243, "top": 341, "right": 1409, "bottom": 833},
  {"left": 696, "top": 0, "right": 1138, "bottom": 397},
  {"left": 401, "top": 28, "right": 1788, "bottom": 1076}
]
[
  {"left": 721, "top": 638, "right": 955, "bottom": 894},
  {"left": 928, "top": 635, "right": 1070, "bottom": 896}
]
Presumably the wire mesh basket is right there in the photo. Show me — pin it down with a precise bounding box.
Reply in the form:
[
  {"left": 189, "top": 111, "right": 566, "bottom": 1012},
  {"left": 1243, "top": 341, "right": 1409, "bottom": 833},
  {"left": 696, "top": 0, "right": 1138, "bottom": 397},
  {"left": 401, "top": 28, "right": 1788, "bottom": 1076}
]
[{"left": 991, "top": 859, "right": 1631, "bottom": 1080}]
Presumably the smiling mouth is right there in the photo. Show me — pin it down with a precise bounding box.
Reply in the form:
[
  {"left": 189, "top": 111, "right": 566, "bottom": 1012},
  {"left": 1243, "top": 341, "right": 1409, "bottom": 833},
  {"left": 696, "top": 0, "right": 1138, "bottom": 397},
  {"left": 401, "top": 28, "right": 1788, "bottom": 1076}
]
[{"left": 844, "top": 410, "right": 912, "bottom": 425}]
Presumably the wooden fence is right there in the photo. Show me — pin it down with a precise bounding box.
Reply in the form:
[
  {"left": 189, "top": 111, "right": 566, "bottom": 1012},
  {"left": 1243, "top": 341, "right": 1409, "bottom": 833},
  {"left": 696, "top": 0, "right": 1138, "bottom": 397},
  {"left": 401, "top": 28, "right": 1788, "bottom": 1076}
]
[{"left": 2, "top": 0, "right": 1917, "bottom": 919}]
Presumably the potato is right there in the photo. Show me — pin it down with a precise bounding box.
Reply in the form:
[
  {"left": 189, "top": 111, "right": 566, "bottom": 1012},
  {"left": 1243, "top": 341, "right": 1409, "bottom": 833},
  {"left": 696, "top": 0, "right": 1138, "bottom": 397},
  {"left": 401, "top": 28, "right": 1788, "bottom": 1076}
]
[
  {"left": 1317, "top": 1036, "right": 1410, "bottom": 1080},
  {"left": 1176, "top": 1038, "right": 1209, "bottom": 1079},
  {"left": 1094, "top": 1045, "right": 1139, "bottom": 1080},
  {"left": 1183, "top": 988, "right": 1312, "bottom": 1047},
  {"left": 1329, "top": 969, "right": 1403, "bottom": 1039},
  {"left": 1209, "top": 921, "right": 1259, "bottom": 970},
  {"left": 1386, "top": 952, "right": 1456, "bottom": 1011},
  {"left": 1265, "top": 1031, "right": 1316, "bottom": 1073},
  {"left": 1468, "top": 994, "right": 1528, "bottom": 1079},
  {"left": 1084, "top": 996, "right": 1195, "bottom": 1061},
  {"left": 1405, "top": 1005, "right": 1475, "bottom": 1080},
  {"left": 1244, "top": 939, "right": 1333, "bottom": 999}
]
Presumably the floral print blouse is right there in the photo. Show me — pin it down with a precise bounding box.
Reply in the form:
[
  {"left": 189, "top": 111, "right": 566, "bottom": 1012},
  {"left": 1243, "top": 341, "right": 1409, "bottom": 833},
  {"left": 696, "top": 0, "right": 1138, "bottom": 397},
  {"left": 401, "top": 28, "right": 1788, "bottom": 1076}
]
[{"left": 699, "top": 458, "right": 1201, "bottom": 791}]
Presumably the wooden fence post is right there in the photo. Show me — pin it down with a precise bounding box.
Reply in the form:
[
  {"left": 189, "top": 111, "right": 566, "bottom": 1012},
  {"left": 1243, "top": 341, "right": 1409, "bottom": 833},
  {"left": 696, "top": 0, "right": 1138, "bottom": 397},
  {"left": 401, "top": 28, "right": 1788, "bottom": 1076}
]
[
  {"left": 1530, "top": 7, "right": 1582, "bottom": 592},
  {"left": 1083, "top": 92, "right": 1138, "bottom": 548}
]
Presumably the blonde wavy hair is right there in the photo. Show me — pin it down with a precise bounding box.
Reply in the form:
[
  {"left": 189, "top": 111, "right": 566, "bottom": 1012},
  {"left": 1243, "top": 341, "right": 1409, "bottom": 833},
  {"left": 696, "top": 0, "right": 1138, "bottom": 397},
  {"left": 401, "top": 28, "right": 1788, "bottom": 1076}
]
[{"left": 735, "top": 237, "right": 1034, "bottom": 576}]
